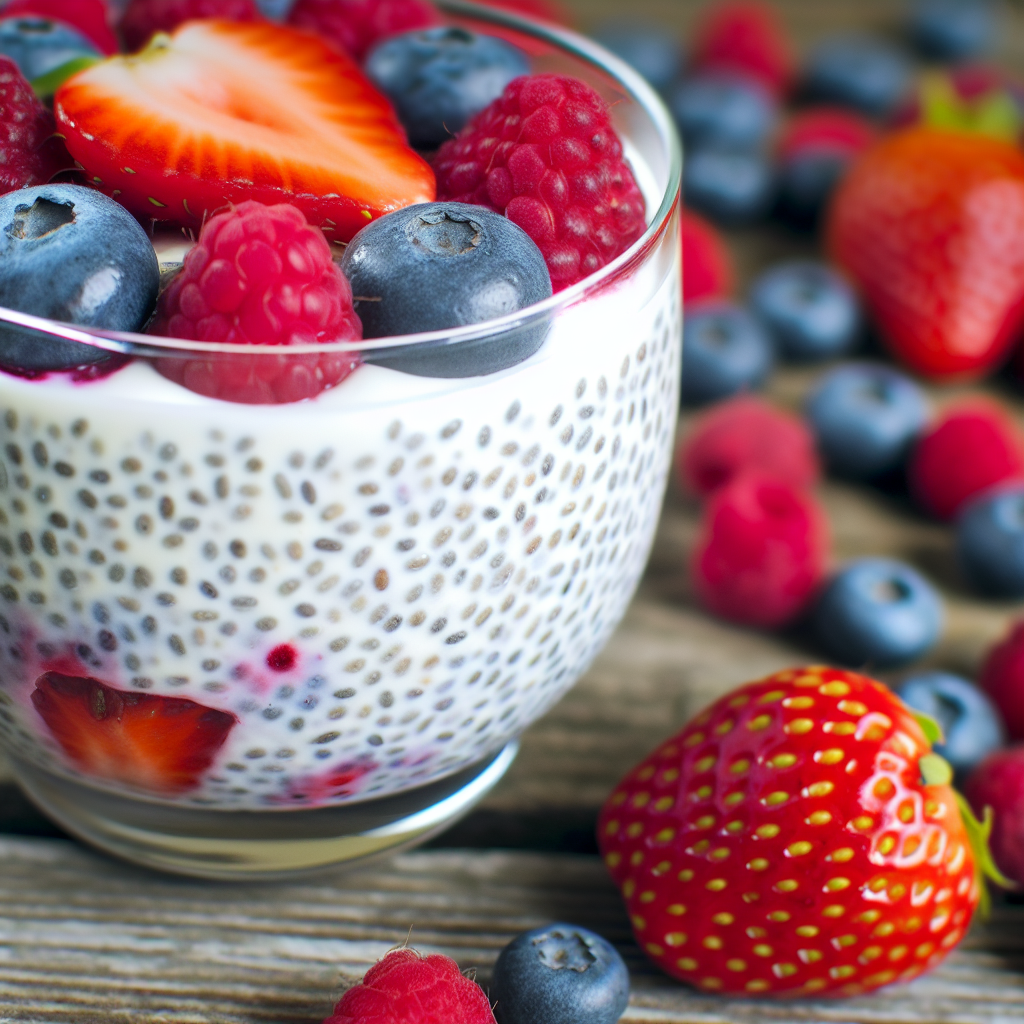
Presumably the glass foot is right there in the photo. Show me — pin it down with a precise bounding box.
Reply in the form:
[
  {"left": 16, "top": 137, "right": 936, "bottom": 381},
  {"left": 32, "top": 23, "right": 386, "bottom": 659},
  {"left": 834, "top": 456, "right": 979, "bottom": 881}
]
[{"left": 11, "top": 743, "right": 518, "bottom": 880}]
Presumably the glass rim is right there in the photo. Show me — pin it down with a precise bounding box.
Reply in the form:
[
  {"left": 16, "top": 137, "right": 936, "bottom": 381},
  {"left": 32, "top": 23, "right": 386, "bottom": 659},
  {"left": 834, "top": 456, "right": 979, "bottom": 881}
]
[{"left": 0, "top": 0, "right": 683, "bottom": 360}]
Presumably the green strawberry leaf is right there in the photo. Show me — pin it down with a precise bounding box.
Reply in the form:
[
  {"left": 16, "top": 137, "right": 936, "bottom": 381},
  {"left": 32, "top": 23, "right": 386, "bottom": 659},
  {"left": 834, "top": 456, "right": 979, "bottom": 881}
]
[
  {"left": 911, "top": 709, "right": 945, "bottom": 747},
  {"left": 919, "top": 72, "right": 1023, "bottom": 144},
  {"left": 955, "top": 792, "right": 1016, "bottom": 918}
]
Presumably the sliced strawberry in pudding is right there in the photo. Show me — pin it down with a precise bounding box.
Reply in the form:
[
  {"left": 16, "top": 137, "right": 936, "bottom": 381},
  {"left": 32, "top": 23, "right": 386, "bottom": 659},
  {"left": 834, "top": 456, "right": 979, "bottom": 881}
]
[
  {"left": 54, "top": 19, "right": 436, "bottom": 241},
  {"left": 31, "top": 672, "right": 236, "bottom": 794}
]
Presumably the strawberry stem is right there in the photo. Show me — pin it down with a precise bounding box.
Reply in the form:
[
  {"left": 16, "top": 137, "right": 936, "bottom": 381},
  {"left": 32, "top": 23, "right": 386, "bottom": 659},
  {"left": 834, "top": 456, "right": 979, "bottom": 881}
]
[
  {"left": 919, "top": 72, "right": 1023, "bottom": 143},
  {"left": 31, "top": 56, "right": 102, "bottom": 100}
]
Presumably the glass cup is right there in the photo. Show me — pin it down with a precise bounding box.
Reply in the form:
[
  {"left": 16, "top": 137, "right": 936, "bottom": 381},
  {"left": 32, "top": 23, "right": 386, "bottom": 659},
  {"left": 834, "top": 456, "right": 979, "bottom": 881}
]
[{"left": 0, "top": 0, "right": 682, "bottom": 878}]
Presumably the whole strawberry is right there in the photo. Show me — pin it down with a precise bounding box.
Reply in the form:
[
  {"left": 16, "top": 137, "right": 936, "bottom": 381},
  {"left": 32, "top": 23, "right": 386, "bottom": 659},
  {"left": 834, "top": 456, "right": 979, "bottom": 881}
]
[
  {"left": 598, "top": 666, "right": 1000, "bottom": 998},
  {"left": 828, "top": 127, "right": 1024, "bottom": 381}
]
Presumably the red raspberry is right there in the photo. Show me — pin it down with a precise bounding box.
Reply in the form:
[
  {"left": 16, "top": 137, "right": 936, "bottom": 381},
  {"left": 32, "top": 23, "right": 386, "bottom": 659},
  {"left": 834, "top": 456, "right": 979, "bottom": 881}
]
[
  {"left": 471, "top": 0, "right": 572, "bottom": 25},
  {"left": 287, "top": 0, "right": 440, "bottom": 62},
  {"left": 120, "top": 0, "right": 260, "bottom": 52},
  {"left": 0, "top": 56, "right": 71, "bottom": 196},
  {"left": 965, "top": 746, "right": 1024, "bottom": 886},
  {"left": 691, "top": 472, "right": 828, "bottom": 628},
  {"left": 909, "top": 400, "right": 1024, "bottom": 520},
  {"left": 679, "top": 395, "right": 820, "bottom": 498},
  {"left": 151, "top": 200, "right": 363, "bottom": 405},
  {"left": 433, "top": 74, "right": 647, "bottom": 292},
  {"left": 3, "top": 0, "right": 119, "bottom": 54},
  {"left": 681, "top": 209, "right": 732, "bottom": 303},
  {"left": 324, "top": 948, "right": 496, "bottom": 1024},
  {"left": 980, "top": 620, "right": 1024, "bottom": 741},
  {"left": 690, "top": 1, "right": 795, "bottom": 98},
  {"left": 777, "top": 107, "right": 875, "bottom": 162}
]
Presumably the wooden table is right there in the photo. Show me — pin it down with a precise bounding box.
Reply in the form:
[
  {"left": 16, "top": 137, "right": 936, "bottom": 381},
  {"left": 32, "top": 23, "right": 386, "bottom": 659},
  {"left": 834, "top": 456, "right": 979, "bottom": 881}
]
[{"left": 3, "top": 2, "right": 1024, "bottom": 1021}]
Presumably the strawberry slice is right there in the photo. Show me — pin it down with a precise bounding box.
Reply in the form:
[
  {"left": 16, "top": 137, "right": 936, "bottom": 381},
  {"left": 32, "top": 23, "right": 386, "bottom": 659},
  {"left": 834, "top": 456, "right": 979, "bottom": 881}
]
[
  {"left": 31, "top": 672, "right": 236, "bottom": 794},
  {"left": 54, "top": 19, "right": 435, "bottom": 241}
]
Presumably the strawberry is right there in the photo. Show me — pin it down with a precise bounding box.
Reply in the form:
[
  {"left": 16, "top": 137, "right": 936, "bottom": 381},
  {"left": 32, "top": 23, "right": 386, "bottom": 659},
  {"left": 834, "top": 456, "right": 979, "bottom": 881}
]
[
  {"left": 54, "top": 20, "right": 435, "bottom": 242},
  {"left": 598, "top": 666, "right": 1005, "bottom": 998},
  {"left": 31, "top": 671, "right": 236, "bottom": 794},
  {"left": 827, "top": 127, "right": 1024, "bottom": 381}
]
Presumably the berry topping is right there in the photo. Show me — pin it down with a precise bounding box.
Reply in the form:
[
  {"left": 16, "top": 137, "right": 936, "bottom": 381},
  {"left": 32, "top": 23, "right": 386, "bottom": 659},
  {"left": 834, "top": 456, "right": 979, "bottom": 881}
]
[
  {"left": 0, "top": 184, "right": 159, "bottom": 372},
  {"left": 151, "top": 200, "right": 363, "bottom": 404},
  {"left": 680, "top": 396, "right": 819, "bottom": 498},
  {"left": 749, "top": 260, "right": 861, "bottom": 363},
  {"left": 323, "top": 947, "right": 496, "bottom": 1024},
  {"left": 0, "top": 55, "right": 70, "bottom": 196},
  {"left": 598, "top": 666, "right": 992, "bottom": 997},
  {"left": 119, "top": 0, "right": 260, "bottom": 53},
  {"left": 31, "top": 671, "right": 236, "bottom": 794},
  {"left": 288, "top": 0, "right": 440, "bottom": 63},
  {"left": 340, "top": 201, "right": 550, "bottom": 377},
  {"left": 2, "top": 0, "right": 118, "bottom": 55},
  {"left": 681, "top": 209, "right": 733, "bottom": 304},
  {"left": 689, "top": 0, "right": 794, "bottom": 98},
  {"left": 812, "top": 558, "right": 944, "bottom": 668},
  {"left": 895, "top": 671, "right": 1005, "bottom": 776},
  {"left": 680, "top": 301, "right": 772, "bottom": 407},
  {"left": 365, "top": 27, "right": 528, "bottom": 151},
  {"left": 55, "top": 19, "right": 436, "bottom": 241},
  {"left": 804, "top": 363, "right": 929, "bottom": 482},
  {"left": 433, "top": 73, "right": 647, "bottom": 291},
  {"left": 965, "top": 747, "right": 1024, "bottom": 886},
  {"left": 490, "top": 923, "right": 630, "bottom": 1024},
  {"left": 0, "top": 15, "right": 100, "bottom": 84},
  {"left": 908, "top": 400, "right": 1024, "bottom": 520},
  {"left": 979, "top": 621, "right": 1024, "bottom": 742},
  {"left": 691, "top": 472, "right": 828, "bottom": 628}
]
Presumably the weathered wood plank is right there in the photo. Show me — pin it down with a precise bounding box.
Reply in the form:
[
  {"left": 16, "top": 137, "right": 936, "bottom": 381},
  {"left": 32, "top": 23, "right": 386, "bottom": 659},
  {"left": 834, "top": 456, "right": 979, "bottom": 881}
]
[{"left": 0, "top": 836, "right": 1021, "bottom": 1024}]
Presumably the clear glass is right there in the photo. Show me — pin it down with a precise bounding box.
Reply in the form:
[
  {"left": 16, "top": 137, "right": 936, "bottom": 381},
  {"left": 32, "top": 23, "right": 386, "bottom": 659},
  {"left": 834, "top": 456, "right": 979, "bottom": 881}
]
[{"left": 0, "top": 0, "right": 682, "bottom": 877}]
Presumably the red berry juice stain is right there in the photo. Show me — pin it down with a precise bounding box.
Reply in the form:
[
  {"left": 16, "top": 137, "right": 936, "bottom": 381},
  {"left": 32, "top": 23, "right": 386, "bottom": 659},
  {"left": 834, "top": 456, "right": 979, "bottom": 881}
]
[{"left": 266, "top": 644, "right": 297, "bottom": 672}]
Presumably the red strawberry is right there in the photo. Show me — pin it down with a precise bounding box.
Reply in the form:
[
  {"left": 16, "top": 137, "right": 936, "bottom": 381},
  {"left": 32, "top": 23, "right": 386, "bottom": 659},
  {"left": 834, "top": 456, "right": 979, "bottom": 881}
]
[
  {"left": 120, "top": 0, "right": 261, "bottom": 53},
  {"left": 681, "top": 209, "right": 733, "bottom": 303},
  {"left": 827, "top": 127, "right": 1024, "bottom": 381},
  {"left": 287, "top": 0, "right": 440, "bottom": 63},
  {"left": 598, "top": 666, "right": 1002, "bottom": 998},
  {"left": 55, "top": 20, "right": 435, "bottom": 242},
  {"left": 324, "top": 948, "right": 496, "bottom": 1024},
  {"left": 3, "top": 0, "right": 119, "bottom": 54},
  {"left": 31, "top": 671, "right": 236, "bottom": 794},
  {"left": 690, "top": 1, "right": 795, "bottom": 99}
]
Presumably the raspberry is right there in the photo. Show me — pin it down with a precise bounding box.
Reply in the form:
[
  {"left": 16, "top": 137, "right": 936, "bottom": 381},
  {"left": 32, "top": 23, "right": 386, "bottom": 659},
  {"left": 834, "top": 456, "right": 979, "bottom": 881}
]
[
  {"left": 679, "top": 396, "right": 820, "bottom": 498},
  {"left": 288, "top": 0, "right": 440, "bottom": 62},
  {"left": 471, "top": 0, "right": 572, "bottom": 24},
  {"left": 964, "top": 747, "right": 1024, "bottom": 886},
  {"left": 120, "top": 0, "right": 260, "bottom": 52},
  {"left": 690, "top": 1, "right": 795, "bottom": 98},
  {"left": 691, "top": 472, "right": 828, "bottom": 627},
  {"left": 433, "top": 74, "right": 647, "bottom": 291},
  {"left": 777, "top": 106, "right": 875, "bottom": 161},
  {"left": 909, "top": 400, "right": 1024, "bottom": 520},
  {"left": 681, "top": 209, "right": 733, "bottom": 303},
  {"left": 324, "top": 948, "right": 496, "bottom": 1024},
  {"left": 151, "top": 200, "right": 363, "bottom": 404},
  {"left": 3, "top": 0, "right": 119, "bottom": 54},
  {"left": 0, "top": 56, "right": 70, "bottom": 196},
  {"left": 980, "top": 620, "right": 1024, "bottom": 741}
]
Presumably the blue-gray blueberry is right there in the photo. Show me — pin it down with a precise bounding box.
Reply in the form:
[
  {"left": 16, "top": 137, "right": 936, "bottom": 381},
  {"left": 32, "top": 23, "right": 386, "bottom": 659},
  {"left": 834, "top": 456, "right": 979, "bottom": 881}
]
[{"left": 681, "top": 301, "right": 773, "bottom": 406}]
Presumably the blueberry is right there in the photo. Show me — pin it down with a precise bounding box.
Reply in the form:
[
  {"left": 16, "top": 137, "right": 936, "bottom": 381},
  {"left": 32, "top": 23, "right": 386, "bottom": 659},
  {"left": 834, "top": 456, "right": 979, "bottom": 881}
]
[
  {"left": 908, "top": 0, "right": 996, "bottom": 61},
  {"left": 956, "top": 486, "right": 1024, "bottom": 598},
  {"left": 490, "top": 922, "right": 629, "bottom": 1024},
  {"left": 802, "top": 35, "right": 914, "bottom": 117},
  {"left": 776, "top": 150, "right": 852, "bottom": 229},
  {"left": 749, "top": 260, "right": 861, "bottom": 362},
  {"left": 340, "top": 201, "right": 551, "bottom": 377},
  {"left": 894, "top": 671, "right": 1005, "bottom": 775},
  {"left": 805, "top": 363, "right": 929, "bottom": 480},
  {"left": 681, "top": 301, "right": 773, "bottom": 406},
  {"left": 365, "top": 28, "right": 528, "bottom": 150},
  {"left": 670, "top": 72, "right": 777, "bottom": 149},
  {"left": 255, "top": 0, "right": 296, "bottom": 19},
  {"left": 813, "top": 558, "right": 944, "bottom": 668},
  {"left": 683, "top": 146, "right": 775, "bottom": 226},
  {"left": 0, "top": 16, "right": 99, "bottom": 83},
  {"left": 592, "top": 21, "right": 683, "bottom": 93},
  {"left": 0, "top": 185, "right": 160, "bottom": 372}
]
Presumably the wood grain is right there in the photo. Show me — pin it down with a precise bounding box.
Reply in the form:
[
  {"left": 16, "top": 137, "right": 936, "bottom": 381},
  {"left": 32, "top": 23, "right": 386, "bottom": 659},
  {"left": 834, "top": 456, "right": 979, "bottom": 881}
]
[{"left": 0, "top": 835, "right": 1021, "bottom": 1024}]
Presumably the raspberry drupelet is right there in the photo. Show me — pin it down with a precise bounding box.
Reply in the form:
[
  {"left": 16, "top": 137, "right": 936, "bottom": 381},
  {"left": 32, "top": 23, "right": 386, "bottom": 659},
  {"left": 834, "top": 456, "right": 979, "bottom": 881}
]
[
  {"left": 120, "top": 0, "right": 261, "bottom": 52},
  {"left": 288, "top": 0, "right": 441, "bottom": 62},
  {"left": 151, "top": 200, "right": 363, "bottom": 404},
  {"left": 433, "top": 74, "right": 647, "bottom": 291}
]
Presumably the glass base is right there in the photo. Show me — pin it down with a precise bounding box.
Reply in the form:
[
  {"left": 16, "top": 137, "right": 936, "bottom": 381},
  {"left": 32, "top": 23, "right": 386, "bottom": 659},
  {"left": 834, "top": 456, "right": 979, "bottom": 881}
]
[{"left": 11, "top": 743, "right": 518, "bottom": 880}]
